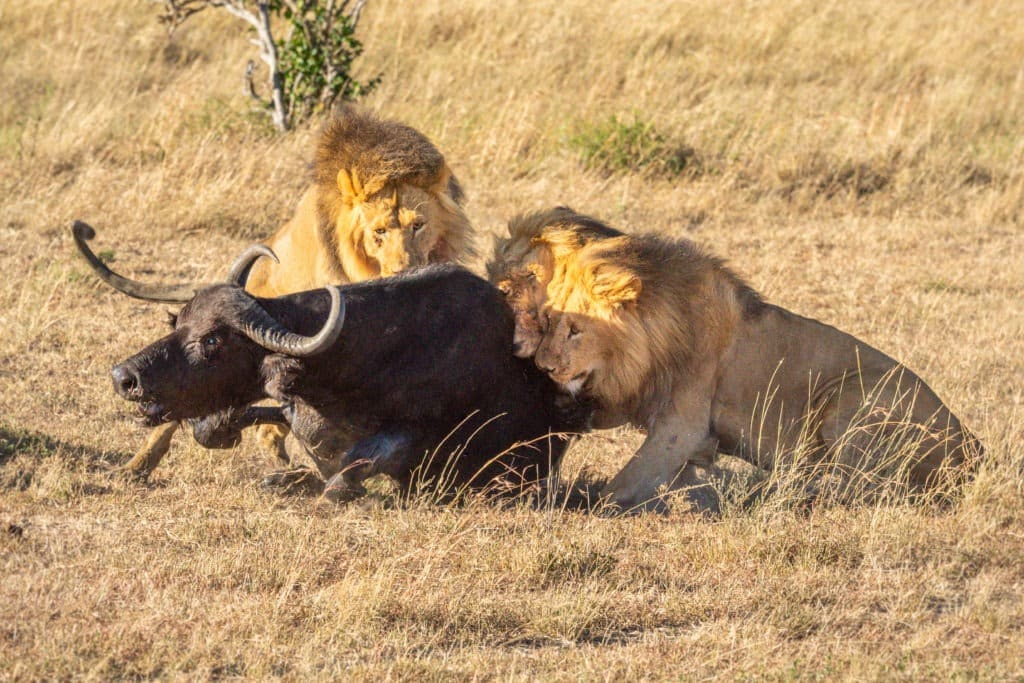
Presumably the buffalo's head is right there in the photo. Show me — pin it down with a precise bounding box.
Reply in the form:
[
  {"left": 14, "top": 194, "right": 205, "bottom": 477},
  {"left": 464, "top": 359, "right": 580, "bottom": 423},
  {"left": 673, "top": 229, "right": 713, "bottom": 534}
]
[{"left": 73, "top": 221, "right": 344, "bottom": 428}]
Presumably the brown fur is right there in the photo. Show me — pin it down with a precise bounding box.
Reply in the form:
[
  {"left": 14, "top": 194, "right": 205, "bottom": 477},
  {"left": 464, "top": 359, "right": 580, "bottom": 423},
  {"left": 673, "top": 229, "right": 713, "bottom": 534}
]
[
  {"left": 534, "top": 231, "right": 981, "bottom": 513},
  {"left": 486, "top": 207, "right": 621, "bottom": 357},
  {"left": 124, "top": 108, "right": 475, "bottom": 476}
]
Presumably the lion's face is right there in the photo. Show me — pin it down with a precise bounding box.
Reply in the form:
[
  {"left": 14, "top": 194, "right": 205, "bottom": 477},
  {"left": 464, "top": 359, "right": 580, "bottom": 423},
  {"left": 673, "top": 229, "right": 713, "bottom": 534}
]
[
  {"left": 347, "top": 185, "right": 455, "bottom": 277},
  {"left": 496, "top": 263, "right": 548, "bottom": 358},
  {"left": 535, "top": 253, "right": 643, "bottom": 397},
  {"left": 534, "top": 306, "right": 609, "bottom": 396}
]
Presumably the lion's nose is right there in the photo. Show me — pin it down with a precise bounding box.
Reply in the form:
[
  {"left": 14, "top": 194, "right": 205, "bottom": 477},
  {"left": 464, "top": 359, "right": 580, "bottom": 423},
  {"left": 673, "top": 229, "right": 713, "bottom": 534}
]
[
  {"left": 536, "top": 359, "right": 555, "bottom": 375},
  {"left": 111, "top": 363, "right": 141, "bottom": 399}
]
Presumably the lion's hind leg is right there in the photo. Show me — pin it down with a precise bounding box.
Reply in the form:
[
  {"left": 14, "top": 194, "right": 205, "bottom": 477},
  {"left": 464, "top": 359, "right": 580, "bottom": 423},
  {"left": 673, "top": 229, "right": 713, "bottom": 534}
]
[{"left": 814, "top": 366, "right": 977, "bottom": 504}]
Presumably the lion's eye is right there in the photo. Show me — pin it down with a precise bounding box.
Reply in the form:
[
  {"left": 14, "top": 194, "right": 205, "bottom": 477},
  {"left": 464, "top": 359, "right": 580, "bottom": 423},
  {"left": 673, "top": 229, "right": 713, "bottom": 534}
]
[
  {"left": 411, "top": 221, "right": 425, "bottom": 233},
  {"left": 568, "top": 323, "right": 581, "bottom": 338},
  {"left": 374, "top": 227, "right": 387, "bottom": 236}
]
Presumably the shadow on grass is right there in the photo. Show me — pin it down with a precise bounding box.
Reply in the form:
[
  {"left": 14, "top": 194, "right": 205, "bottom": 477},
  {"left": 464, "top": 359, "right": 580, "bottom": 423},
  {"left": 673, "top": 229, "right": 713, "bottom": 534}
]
[
  {"left": 0, "top": 423, "right": 129, "bottom": 494},
  {"left": 261, "top": 461, "right": 609, "bottom": 514}
]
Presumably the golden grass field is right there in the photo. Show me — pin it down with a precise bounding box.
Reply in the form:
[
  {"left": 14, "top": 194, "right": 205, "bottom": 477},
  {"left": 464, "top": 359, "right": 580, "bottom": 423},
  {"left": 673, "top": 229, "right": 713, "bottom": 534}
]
[{"left": 2, "top": 0, "right": 1023, "bottom": 678}]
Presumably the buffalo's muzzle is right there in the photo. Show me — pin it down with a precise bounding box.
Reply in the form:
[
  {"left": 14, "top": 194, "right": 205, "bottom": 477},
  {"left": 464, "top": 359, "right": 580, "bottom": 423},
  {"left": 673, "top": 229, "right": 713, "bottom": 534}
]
[{"left": 111, "top": 363, "right": 142, "bottom": 400}]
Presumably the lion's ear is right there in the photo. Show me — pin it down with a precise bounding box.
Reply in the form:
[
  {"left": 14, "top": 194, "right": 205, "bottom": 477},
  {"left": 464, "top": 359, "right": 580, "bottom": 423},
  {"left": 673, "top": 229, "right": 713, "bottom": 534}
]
[
  {"left": 526, "top": 262, "right": 547, "bottom": 282},
  {"left": 588, "top": 264, "right": 642, "bottom": 305},
  {"left": 337, "top": 168, "right": 363, "bottom": 205},
  {"left": 432, "top": 164, "right": 465, "bottom": 206}
]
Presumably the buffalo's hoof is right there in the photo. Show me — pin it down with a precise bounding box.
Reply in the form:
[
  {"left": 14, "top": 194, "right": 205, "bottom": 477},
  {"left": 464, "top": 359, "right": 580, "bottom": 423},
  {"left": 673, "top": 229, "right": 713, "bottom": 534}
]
[
  {"left": 261, "top": 467, "right": 323, "bottom": 495},
  {"left": 320, "top": 481, "right": 367, "bottom": 505}
]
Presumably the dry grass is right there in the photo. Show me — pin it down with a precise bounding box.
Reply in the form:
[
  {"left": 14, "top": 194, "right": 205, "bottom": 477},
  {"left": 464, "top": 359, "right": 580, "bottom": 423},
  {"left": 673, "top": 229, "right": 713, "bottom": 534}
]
[{"left": 2, "top": 0, "right": 1023, "bottom": 678}]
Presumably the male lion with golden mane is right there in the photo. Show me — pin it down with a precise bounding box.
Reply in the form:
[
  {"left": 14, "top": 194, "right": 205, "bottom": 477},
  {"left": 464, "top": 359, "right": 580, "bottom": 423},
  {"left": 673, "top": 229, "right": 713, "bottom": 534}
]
[
  {"left": 533, "top": 231, "right": 982, "bottom": 513},
  {"left": 120, "top": 107, "right": 475, "bottom": 475},
  {"left": 245, "top": 106, "right": 474, "bottom": 294},
  {"left": 487, "top": 207, "right": 621, "bottom": 358}
]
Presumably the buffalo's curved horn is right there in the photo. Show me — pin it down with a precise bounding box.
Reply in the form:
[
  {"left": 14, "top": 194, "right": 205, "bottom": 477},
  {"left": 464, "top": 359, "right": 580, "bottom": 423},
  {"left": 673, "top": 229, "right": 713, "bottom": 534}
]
[
  {"left": 226, "top": 244, "right": 279, "bottom": 287},
  {"left": 71, "top": 221, "right": 205, "bottom": 303},
  {"left": 230, "top": 286, "right": 345, "bottom": 356}
]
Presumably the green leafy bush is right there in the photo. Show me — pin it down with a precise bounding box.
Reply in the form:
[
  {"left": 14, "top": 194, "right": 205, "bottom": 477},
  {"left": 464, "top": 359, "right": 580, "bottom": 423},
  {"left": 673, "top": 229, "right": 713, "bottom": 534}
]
[
  {"left": 158, "top": 1, "right": 380, "bottom": 131},
  {"left": 567, "top": 114, "right": 701, "bottom": 177}
]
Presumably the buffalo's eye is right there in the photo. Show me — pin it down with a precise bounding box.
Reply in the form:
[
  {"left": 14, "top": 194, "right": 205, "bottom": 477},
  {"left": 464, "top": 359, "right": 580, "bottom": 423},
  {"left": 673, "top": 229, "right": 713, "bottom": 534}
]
[{"left": 202, "top": 334, "right": 221, "bottom": 349}]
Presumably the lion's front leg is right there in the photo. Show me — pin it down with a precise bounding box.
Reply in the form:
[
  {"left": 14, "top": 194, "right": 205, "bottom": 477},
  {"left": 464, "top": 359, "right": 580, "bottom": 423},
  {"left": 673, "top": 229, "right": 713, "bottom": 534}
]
[{"left": 601, "top": 389, "right": 717, "bottom": 514}]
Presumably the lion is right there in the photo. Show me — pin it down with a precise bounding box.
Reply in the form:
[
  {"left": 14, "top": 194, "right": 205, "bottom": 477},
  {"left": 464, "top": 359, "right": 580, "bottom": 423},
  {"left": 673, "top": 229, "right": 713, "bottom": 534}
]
[
  {"left": 245, "top": 106, "right": 474, "bottom": 294},
  {"left": 122, "top": 107, "right": 475, "bottom": 476},
  {"left": 532, "top": 231, "right": 983, "bottom": 513},
  {"left": 486, "top": 207, "right": 621, "bottom": 357}
]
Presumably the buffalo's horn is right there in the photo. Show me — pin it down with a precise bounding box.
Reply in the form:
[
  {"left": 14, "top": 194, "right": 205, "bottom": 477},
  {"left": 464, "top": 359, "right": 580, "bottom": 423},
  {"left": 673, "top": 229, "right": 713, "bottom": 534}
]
[
  {"left": 231, "top": 286, "right": 345, "bottom": 356},
  {"left": 71, "top": 221, "right": 206, "bottom": 303},
  {"left": 226, "top": 244, "right": 279, "bottom": 287}
]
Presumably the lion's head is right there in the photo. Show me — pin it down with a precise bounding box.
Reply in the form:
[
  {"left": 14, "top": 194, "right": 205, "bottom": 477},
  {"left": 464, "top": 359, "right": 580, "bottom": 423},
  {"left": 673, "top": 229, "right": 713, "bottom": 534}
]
[
  {"left": 533, "top": 234, "right": 729, "bottom": 416},
  {"left": 495, "top": 262, "right": 548, "bottom": 357},
  {"left": 534, "top": 241, "right": 648, "bottom": 397},
  {"left": 315, "top": 107, "right": 475, "bottom": 281},
  {"left": 487, "top": 208, "right": 622, "bottom": 358}
]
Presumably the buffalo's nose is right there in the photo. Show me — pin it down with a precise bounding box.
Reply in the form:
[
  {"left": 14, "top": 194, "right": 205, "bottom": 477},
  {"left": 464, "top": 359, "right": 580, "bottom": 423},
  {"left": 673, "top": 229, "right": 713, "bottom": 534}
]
[{"left": 111, "top": 364, "right": 141, "bottom": 399}]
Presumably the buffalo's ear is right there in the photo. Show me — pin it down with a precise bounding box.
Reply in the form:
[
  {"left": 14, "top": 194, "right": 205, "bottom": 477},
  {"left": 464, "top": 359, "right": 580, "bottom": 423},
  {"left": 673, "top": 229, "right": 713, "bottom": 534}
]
[
  {"left": 587, "top": 263, "right": 642, "bottom": 305},
  {"left": 336, "top": 168, "right": 363, "bottom": 205}
]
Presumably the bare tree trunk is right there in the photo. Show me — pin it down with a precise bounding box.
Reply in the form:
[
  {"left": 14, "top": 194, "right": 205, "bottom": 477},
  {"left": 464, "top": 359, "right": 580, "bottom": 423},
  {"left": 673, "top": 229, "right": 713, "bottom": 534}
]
[
  {"left": 216, "top": 1, "right": 289, "bottom": 131},
  {"left": 157, "top": 0, "right": 377, "bottom": 131}
]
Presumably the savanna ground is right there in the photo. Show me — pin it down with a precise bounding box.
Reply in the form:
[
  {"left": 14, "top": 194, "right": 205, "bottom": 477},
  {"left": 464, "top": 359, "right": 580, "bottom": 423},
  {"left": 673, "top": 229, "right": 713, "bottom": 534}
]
[{"left": 2, "top": 0, "right": 1023, "bottom": 679}]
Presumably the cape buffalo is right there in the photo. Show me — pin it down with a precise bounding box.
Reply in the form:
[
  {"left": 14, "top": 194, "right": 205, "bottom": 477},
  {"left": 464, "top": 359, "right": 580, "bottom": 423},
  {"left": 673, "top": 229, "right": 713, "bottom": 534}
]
[{"left": 79, "top": 225, "right": 589, "bottom": 500}]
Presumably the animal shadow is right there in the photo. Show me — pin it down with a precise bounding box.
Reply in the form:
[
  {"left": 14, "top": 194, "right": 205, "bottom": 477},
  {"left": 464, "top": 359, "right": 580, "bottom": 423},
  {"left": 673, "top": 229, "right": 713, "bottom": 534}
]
[{"left": 0, "top": 424, "right": 127, "bottom": 494}]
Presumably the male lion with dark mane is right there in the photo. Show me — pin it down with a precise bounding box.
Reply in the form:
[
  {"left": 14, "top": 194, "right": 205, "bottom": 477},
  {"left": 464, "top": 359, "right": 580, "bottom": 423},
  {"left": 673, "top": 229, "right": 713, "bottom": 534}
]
[
  {"left": 118, "top": 107, "right": 475, "bottom": 475},
  {"left": 487, "top": 207, "right": 621, "bottom": 358},
  {"left": 533, "top": 230, "right": 983, "bottom": 513}
]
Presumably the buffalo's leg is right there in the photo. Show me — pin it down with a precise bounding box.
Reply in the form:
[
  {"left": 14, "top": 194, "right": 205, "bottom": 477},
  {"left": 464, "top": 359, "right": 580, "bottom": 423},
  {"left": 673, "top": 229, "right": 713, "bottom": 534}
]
[
  {"left": 321, "top": 430, "right": 416, "bottom": 503},
  {"left": 244, "top": 405, "right": 321, "bottom": 492},
  {"left": 120, "top": 422, "right": 179, "bottom": 476},
  {"left": 244, "top": 406, "right": 292, "bottom": 466},
  {"left": 262, "top": 466, "right": 324, "bottom": 494}
]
